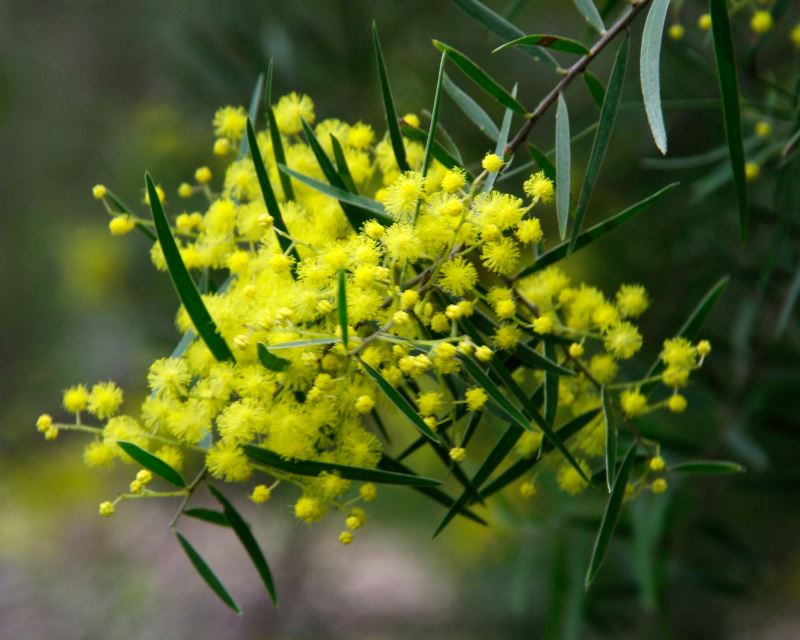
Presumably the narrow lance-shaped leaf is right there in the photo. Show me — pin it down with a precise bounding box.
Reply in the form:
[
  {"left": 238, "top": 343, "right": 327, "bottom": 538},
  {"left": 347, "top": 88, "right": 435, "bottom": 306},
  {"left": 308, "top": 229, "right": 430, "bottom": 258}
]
[
  {"left": 452, "top": 0, "right": 558, "bottom": 68},
  {"left": 528, "top": 144, "right": 555, "bottom": 182},
  {"left": 401, "top": 124, "right": 473, "bottom": 178},
  {"left": 263, "top": 59, "right": 273, "bottom": 125},
  {"left": 117, "top": 441, "right": 186, "bottom": 487},
  {"left": 555, "top": 93, "right": 571, "bottom": 240},
  {"left": 330, "top": 134, "right": 358, "bottom": 193},
  {"left": 776, "top": 260, "right": 800, "bottom": 337},
  {"left": 573, "top": 0, "right": 606, "bottom": 34},
  {"left": 422, "top": 52, "right": 447, "bottom": 178},
  {"left": 183, "top": 508, "right": 230, "bottom": 527},
  {"left": 583, "top": 71, "right": 606, "bottom": 108},
  {"left": 443, "top": 73, "right": 499, "bottom": 141},
  {"left": 358, "top": 359, "right": 440, "bottom": 443},
  {"left": 146, "top": 174, "right": 234, "bottom": 362},
  {"left": 257, "top": 343, "right": 290, "bottom": 372},
  {"left": 585, "top": 441, "right": 639, "bottom": 589},
  {"left": 337, "top": 269, "right": 349, "bottom": 349},
  {"left": 208, "top": 485, "right": 278, "bottom": 605},
  {"left": 245, "top": 445, "right": 441, "bottom": 486},
  {"left": 372, "top": 22, "right": 409, "bottom": 173},
  {"left": 246, "top": 119, "right": 300, "bottom": 271},
  {"left": 601, "top": 387, "right": 616, "bottom": 493},
  {"left": 640, "top": 0, "right": 671, "bottom": 155},
  {"left": 517, "top": 182, "right": 679, "bottom": 278},
  {"left": 569, "top": 35, "right": 629, "bottom": 253},
  {"left": 238, "top": 72, "right": 265, "bottom": 158},
  {"left": 544, "top": 342, "right": 559, "bottom": 426},
  {"left": 668, "top": 460, "right": 745, "bottom": 474},
  {"left": 433, "top": 40, "right": 526, "bottom": 115},
  {"left": 266, "top": 337, "right": 340, "bottom": 350},
  {"left": 175, "top": 532, "right": 241, "bottom": 614},
  {"left": 484, "top": 84, "right": 517, "bottom": 193},
  {"left": 104, "top": 190, "right": 157, "bottom": 241},
  {"left": 710, "top": 0, "right": 749, "bottom": 238},
  {"left": 267, "top": 107, "right": 295, "bottom": 200},
  {"left": 493, "top": 34, "right": 591, "bottom": 55}
]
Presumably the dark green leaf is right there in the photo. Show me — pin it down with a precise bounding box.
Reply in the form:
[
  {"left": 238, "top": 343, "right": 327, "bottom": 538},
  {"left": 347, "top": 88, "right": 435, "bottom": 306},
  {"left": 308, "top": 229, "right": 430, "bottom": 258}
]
[
  {"left": 544, "top": 341, "right": 559, "bottom": 426},
  {"left": 257, "top": 343, "right": 290, "bottom": 372},
  {"left": 278, "top": 164, "right": 391, "bottom": 225},
  {"left": 517, "top": 182, "right": 679, "bottom": 278},
  {"left": 208, "top": 485, "right": 277, "bottom": 605},
  {"left": 433, "top": 40, "right": 526, "bottom": 115},
  {"left": 710, "top": 0, "right": 749, "bottom": 237},
  {"left": 329, "top": 134, "right": 358, "bottom": 193},
  {"left": 584, "top": 71, "right": 606, "bottom": 108},
  {"left": 443, "top": 73, "right": 499, "bottom": 141},
  {"left": 267, "top": 107, "right": 295, "bottom": 200},
  {"left": 640, "top": 0, "right": 671, "bottom": 155},
  {"left": 246, "top": 120, "right": 300, "bottom": 270},
  {"left": 401, "top": 124, "right": 472, "bottom": 178},
  {"left": 337, "top": 269, "right": 349, "bottom": 349},
  {"left": 528, "top": 144, "right": 555, "bottom": 182},
  {"left": 117, "top": 441, "right": 186, "bottom": 487},
  {"left": 452, "top": 0, "right": 558, "bottom": 68},
  {"left": 105, "top": 189, "right": 157, "bottom": 241},
  {"left": 422, "top": 53, "right": 447, "bottom": 177},
  {"left": 245, "top": 445, "right": 440, "bottom": 486},
  {"left": 555, "top": 93, "right": 571, "bottom": 240},
  {"left": 183, "top": 508, "right": 230, "bottom": 527},
  {"left": 238, "top": 72, "right": 265, "bottom": 158},
  {"left": 668, "top": 460, "right": 745, "bottom": 475},
  {"left": 372, "top": 22, "right": 410, "bottom": 173},
  {"left": 493, "top": 34, "right": 591, "bottom": 55},
  {"left": 145, "top": 174, "right": 234, "bottom": 363},
  {"left": 573, "top": 0, "right": 606, "bottom": 34},
  {"left": 569, "top": 36, "right": 629, "bottom": 253},
  {"left": 175, "top": 532, "right": 241, "bottom": 614},
  {"left": 358, "top": 360, "right": 440, "bottom": 443},
  {"left": 585, "top": 441, "right": 638, "bottom": 589},
  {"left": 776, "top": 261, "right": 800, "bottom": 337},
  {"left": 602, "top": 387, "right": 616, "bottom": 493}
]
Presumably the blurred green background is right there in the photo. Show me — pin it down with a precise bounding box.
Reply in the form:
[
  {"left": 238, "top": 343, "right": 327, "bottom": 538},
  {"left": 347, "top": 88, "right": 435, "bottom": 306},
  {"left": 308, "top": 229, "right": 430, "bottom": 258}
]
[{"left": 2, "top": 1, "right": 799, "bottom": 638}]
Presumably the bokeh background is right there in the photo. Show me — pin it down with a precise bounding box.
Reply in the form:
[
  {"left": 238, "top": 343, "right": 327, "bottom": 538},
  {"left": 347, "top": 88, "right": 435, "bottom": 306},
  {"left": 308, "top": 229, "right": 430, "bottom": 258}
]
[{"left": 1, "top": 1, "right": 799, "bottom": 638}]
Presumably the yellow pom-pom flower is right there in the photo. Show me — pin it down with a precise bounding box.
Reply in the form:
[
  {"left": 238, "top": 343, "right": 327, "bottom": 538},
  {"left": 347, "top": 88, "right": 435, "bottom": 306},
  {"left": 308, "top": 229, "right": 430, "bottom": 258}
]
[{"left": 482, "top": 153, "right": 504, "bottom": 173}]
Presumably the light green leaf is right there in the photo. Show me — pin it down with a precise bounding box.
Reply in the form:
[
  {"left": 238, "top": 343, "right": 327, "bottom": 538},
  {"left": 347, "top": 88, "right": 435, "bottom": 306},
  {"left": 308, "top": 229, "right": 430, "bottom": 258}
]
[
  {"left": 601, "top": 387, "right": 616, "bottom": 493},
  {"left": 245, "top": 445, "right": 440, "bottom": 486},
  {"left": 208, "top": 485, "right": 278, "bottom": 605},
  {"left": 569, "top": 36, "right": 629, "bottom": 253},
  {"left": 585, "top": 441, "right": 638, "bottom": 589},
  {"left": 484, "top": 84, "right": 516, "bottom": 193},
  {"left": 237, "top": 72, "right": 265, "bottom": 158},
  {"left": 337, "top": 269, "right": 348, "bottom": 349},
  {"left": 555, "top": 93, "right": 571, "bottom": 240},
  {"left": 117, "top": 441, "right": 186, "bottom": 487},
  {"left": 422, "top": 52, "right": 447, "bottom": 177},
  {"left": 175, "top": 532, "right": 241, "bottom": 614},
  {"left": 257, "top": 343, "right": 290, "bottom": 372},
  {"left": 573, "top": 0, "right": 606, "bottom": 34},
  {"left": 668, "top": 460, "right": 745, "bottom": 474},
  {"left": 776, "top": 260, "right": 800, "bottom": 337},
  {"left": 372, "top": 22, "right": 409, "bottom": 173},
  {"left": 146, "top": 174, "right": 234, "bottom": 362},
  {"left": 433, "top": 40, "right": 526, "bottom": 115},
  {"left": 494, "top": 34, "right": 591, "bottom": 55},
  {"left": 640, "top": 0, "right": 671, "bottom": 155},
  {"left": 443, "top": 73, "right": 499, "bottom": 141},
  {"left": 266, "top": 337, "right": 340, "bottom": 350},
  {"left": 710, "top": 0, "right": 748, "bottom": 238},
  {"left": 400, "top": 124, "right": 473, "bottom": 178}
]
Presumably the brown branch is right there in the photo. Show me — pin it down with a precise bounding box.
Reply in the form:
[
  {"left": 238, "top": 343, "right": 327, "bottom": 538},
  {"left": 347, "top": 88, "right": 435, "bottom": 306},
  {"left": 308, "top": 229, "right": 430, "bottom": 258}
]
[{"left": 505, "top": 0, "right": 653, "bottom": 157}]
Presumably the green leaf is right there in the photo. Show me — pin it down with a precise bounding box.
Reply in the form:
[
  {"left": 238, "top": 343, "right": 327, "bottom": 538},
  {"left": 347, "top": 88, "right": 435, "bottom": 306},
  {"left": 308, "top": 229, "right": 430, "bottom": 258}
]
[
  {"left": 208, "top": 485, "right": 278, "bottom": 605},
  {"left": 246, "top": 119, "right": 300, "bottom": 270},
  {"left": 517, "top": 182, "right": 679, "bottom": 278},
  {"left": 573, "top": 0, "right": 606, "bottom": 34},
  {"left": 238, "top": 72, "right": 265, "bottom": 158},
  {"left": 544, "top": 342, "right": 559, "bottom": 426},
  {"left": 244, "top": 445, "right": 440, "bottom": 486},
  {"left": 278, "top": 165, "right": 391, "bottom": 225},
  {"left": 329, "top": 134, "right": 358, "bottom": 193},
  {"left": 583, "top": 71, "right": 606, "bottom": 108},
  {"left": 640, "top": 0, "right": 671, "bottom": 155},
  {"left": 401, "top": 124, "right": 473, "bottom": 178},
  {"left": 175, "top": 532, "right": 241, "bottom": 614},
  {"left": 183, "top": 508, "right": 230, "bottom": 527},
  {"left": 569, "top": 36, "right": 629, "bottom": 253},
  {"left": 493, "top": 34, "right": 591, "bottom": 56},
  {"left": 104, "top": 190, "right": 157, "bottom": 241},
  {"left": 263, "top": 59, "right": 273, "bottom": 123},
  {"left": 358, "top": 359, "right": 440, "bottom": 443},
  {"left": 443, "top": 73, "right": 499, "bottom": 141},
  {"left": 267, "top": 107, "right": 295, "bottom": 200},
  {"left": 483, "top": 85, "right": 516, "bottom": 193},
  {"left": 422, "top": 52, "right": 447, "bottom": 177},
  {"left": 710, "top": 0, "right": 748, "bottom": 238},
  {"left": 601, "top": 387, "right": 616, "bottom": 493},
  {"left": 528, "top": 144, "right": 556, "bottom": 182},
  {"left": 585, "top": 441, "right": 638, "bottom": 589},
  {"left": 116, "top": 441, "right": 186, "bottom": 487},
  {"left": 776, "top": 260, "right": 800, "bottom": 337},
  {"left": 555, "top": 93, "right": 571, "bottom": 240},
  {"left": 642, "top": 275, "right": 729, "bottom": 394},
  {"left": 452, "top": 0, "right": 558, "bottom": 68},
  {"left": 668, "top": 460, "right": 745, "bottom": 475},
  {"left": 257, "top": 343, "right": 290, "bottom": 372},
  {"left": 433, "top": 40, "right": 526, "bottom": 115},
  {"left": 337, "top": 269, "right": 349, "bottom": 350},
  {"left": 372, "top": 22, "right": 409, "bottom": 173},
  {"left": 266, "top": 337, "right": 340, "bottom": 350},
  {"left": 145, "top": 174, "right": 234, "bottom": 363}
]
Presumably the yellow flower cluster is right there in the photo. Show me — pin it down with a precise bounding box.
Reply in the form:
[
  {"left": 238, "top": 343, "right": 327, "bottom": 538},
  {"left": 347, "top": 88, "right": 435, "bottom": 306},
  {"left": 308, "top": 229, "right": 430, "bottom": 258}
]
[{"left": 41, "top": 93, "right": 710, "bottom": 542}]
